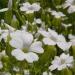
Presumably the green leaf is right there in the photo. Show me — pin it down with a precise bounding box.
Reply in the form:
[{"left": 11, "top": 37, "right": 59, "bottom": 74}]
[
  {"left": 4, "top": 10, "right": 13, "bottom": 24},
  {"left": 72, "top": 46, "right": 75, "bottom": 58},
  {"left": 60, "top": 68, "right": 72, "bottom": 75}
]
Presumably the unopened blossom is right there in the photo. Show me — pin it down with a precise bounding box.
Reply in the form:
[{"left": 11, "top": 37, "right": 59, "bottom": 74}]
[
  {"left": 20, "top": 2, "right": 41, "bottom": 14},
  {"left": 49, "top": 53, "right": 74, "bottom": 71},
  {"left": 8, "top": 0, "right": 12, "bottom": 9},
  {"left": 9, "top": 30, "right": 44, "bottom": 63}
]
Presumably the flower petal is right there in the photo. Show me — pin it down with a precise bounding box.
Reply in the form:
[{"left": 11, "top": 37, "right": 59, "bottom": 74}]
[
  {"left": 29, "top": 41, "right": 44, "bottom": 53},
  {"left": 9, "top": 38, "right": 23, "bottom": 49},
  {"left": 57, "top": 42, "right": 72, "bottom": 51},
  {"left": 11, "top": 49, "right": 25, "bottom": 61},
  {"left": 43, "top": 38, "right": 56, "bottom": 45},
  {"left": 25, "top": 52, "right": 39, "bottom": 63},
  {"left": 22, "top": 32, "right": 33, "bottom": 48}
]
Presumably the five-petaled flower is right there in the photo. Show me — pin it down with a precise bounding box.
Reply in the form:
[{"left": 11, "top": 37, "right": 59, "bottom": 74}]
[
  {"left": 49, "top": 53, "right": 74, "bottom": 71},
  {"left": 9, "top": 30, "right": 44, "bottom": 63}
]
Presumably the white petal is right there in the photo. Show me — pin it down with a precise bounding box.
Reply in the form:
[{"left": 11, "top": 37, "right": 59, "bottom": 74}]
[
  {"left": 0, "top": 61, "right": 3, "bottom": 69},
  {"left": 49, "top": 64, "right": 58, "bottom": 71},
  {"left": 20, "top": 2, "right": 30, "bottom": 11},
  {"left": 43, "top": 38, "right": 56, "bottom": 45},
  {"left": 32, "top": 3, "right": 41, "bottom": 11},
  {"left": 48, "top": 28, "right": 58, "bottom": 38},
  {"left": 9, "top": 38, "right": 23, "bottom": 49},
  {"left": 66, "top": 56, "right": 73, "bottom": 64},
  {"left": 58, "top": 64, "right": 67, "bottom": 70},
  {"left": 10, "top": 30, "right": 22, "bottom": 38},
  {"left": 22, "top": 32, "right": 33, "bottom": 48},
  {"left": 38, "top": 28, "right": 50, "bottom": 38},
  {"left": 11, "top": 49, "right": 25, "bottom": 61},
  {"left": 29, "top": 41, "right": 44, "bottom": 53},
  {"left": 57, "top": 34, "right": 66, "bottom": 42},
  {"left": 25, "top": 52, "right": 39, "bottom": 63},
  {"left": 68, "top": 5, "right": 75, "bottom": 14},
  {"left": 57, "top": 42, "right": 72, "bottom": 51}
]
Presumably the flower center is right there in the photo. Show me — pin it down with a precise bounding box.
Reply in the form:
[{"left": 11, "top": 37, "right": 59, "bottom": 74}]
[
  {"left": 61, "top": 59, "right": 65, "bottom": 64},
  {"left": 28, "top": 6, "right": 34, "bottom": 10},
  {"left": 23, "top": 48, "right": 29, "bottom": 53}
]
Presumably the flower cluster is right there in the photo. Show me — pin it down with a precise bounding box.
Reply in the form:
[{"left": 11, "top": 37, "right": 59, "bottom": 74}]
[{"left": 0, "top": 0, "right": 75, "bottom": 75}]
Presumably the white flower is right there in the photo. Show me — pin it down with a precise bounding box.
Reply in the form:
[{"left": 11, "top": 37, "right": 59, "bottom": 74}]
[
  {"left": 0, "top": 72, "right": 11, "bottom": 75},
  {"left": 62, "top": 0, "right": 74, "bottom": 8},
  {"left": 49, "top": 53, "right": 74, "bottom": 71},
  {"left": 24, "top": 69, "right": 30, "bottom": 75},
  {"left": 9, "top": 30, "right": 44, "bottom": 63},
  {"left": 20, "top": 2, "right": 41, "bottom": 14},
  {"left": 67, "top": 5, "right": 75, "bottom": 13},
  {"left": 42, "top": 71, "right": 52, "bottom": 75},
  {"left": 0, "top": 61, "right": 3, "bottom": 69},
  {"left": 69, "top": 34, "right": 75, "bottom": 46},
  {"left": 0, "top": 8, "right": 8, "bottom": 13},
  {"left": 38, "top": 28, "right": 72, "bottom": 51},
  {"left": 0, "top": 50, "right": 6, "bottom": 58},
  {"left": 50, "top": 10, "right": 65, "bottom": 18},
  {"left": 13, "top": 66, "right": 19, "bottom": 72},
  {"left": 62, "top": 23, "right": 72, "bottom": 28},
  {"left": 34, "top": 18, "right": 42, "bottom": 24},
  {"left": 62, "top": 0, "right": 75, "bottom": 13}
]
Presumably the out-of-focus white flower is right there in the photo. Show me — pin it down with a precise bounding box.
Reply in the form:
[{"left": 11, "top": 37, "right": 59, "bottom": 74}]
[
  {"left": 69, "top": 34, "right": 75, "bottom": 46},
  {"left": 34, "top": 18, "right": 42, "bottom": 24},
  {"left": 20, "top": 2, "right": 41, "bottom": 14},
  {"left": 0, "top": 8, "right": 8, "bottom": 13},
  {"left": 0, "top": 72, "right": 11, "bottom": 75},
  {"left": 49, "top": 53, "right": 74, "bottom": 71},
  {"left": 62, "top": 0, "right": 75, "bottom": 13},
  {"left": 42, "top": 71, "right": 52, "bottom": 75},
  {"left": 0, "top": 61, "right": 3, "bottom": 69},
  {"left": 50, "top": 10, "right": 65, "bottom": 18},
  {"left": 62, "top": 0, "right": 74, "bottom": 8},
  {"left": 0, "top": 50, "right": 6, "bottom": 58},
  {"left": 38, "top": 28, "right": 72, "bottom": 51},
  {"left": 13, "top": 66, "right": 20, "bottom": 72},
  {"left": 42, "top": 71, "right": 48, "bottom": 75},
  {"left": 9, "top": 30, "right": 44, "bottom": 63},
  {"left": 62, "top": 23, "right": 72, "bottom": 28},
  {"left": 24, "top": 69, "right": 30, "bottom": 75},
  {"left": 67, "top": 5, "right": 75, "bottom": 13}
]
